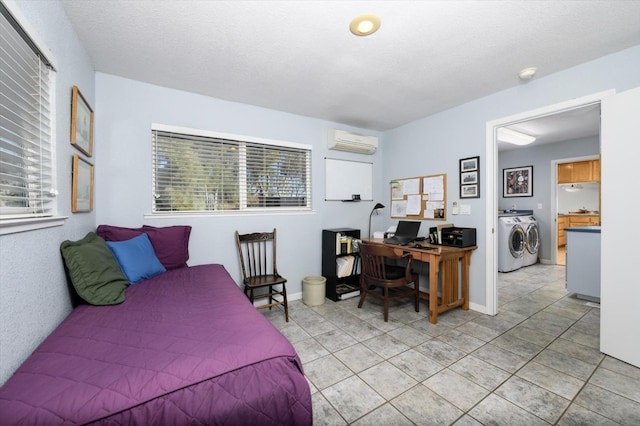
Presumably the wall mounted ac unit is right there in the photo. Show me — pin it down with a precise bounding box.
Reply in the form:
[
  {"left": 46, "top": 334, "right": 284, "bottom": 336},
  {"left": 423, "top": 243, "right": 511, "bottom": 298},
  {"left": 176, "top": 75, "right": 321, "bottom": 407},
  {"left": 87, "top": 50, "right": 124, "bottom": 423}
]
[{"left": 328, "top": 129, "right": 378, "bottom": 154}]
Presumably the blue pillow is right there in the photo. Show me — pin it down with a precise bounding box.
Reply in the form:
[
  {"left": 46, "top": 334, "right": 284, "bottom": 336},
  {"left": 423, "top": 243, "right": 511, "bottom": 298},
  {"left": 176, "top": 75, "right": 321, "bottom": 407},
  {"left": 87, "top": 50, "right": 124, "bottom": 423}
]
[{"left": 106, "top": 233, "right": 166, "bottom": 284}]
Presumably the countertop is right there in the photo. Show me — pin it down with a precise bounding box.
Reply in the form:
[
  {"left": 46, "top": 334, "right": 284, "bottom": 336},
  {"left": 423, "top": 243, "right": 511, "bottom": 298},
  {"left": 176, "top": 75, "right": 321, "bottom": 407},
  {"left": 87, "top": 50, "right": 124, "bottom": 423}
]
[
  {"left": 565, "top": 225, "right": 601, "bottom": 233},
  {"left": 498, "top": 210, "right": 533, "bottom": 217},
  {"left": 558, "top": 212, "right": 599, "bottom": 216}
]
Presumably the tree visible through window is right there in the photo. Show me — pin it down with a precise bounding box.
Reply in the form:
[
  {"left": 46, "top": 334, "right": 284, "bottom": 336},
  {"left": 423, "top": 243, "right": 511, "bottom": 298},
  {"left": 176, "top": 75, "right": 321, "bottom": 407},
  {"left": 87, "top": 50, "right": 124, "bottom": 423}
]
[{"left": 152, "top": 127, "right": 311, "bottom": 213}]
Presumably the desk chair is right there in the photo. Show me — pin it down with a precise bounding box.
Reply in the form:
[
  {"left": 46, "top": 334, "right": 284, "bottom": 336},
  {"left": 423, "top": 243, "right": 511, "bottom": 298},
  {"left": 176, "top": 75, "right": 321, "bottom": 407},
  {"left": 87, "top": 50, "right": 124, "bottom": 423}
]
[
  {"left": 235, "top": 228, "right": 289, "bottom": 322},
  {"left": 358, "top": 242, "right": 420, "bottom": 322}
]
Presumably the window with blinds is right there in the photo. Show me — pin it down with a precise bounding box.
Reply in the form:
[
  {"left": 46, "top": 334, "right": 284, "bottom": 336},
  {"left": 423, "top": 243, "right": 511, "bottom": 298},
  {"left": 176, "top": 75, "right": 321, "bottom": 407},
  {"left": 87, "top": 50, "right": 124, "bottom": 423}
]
[
  {"left": 0, "top": 4, "right": 54, "bottom": 220},
  {"left": 152, "top": 127, "right": 312, "bottom": 213}
]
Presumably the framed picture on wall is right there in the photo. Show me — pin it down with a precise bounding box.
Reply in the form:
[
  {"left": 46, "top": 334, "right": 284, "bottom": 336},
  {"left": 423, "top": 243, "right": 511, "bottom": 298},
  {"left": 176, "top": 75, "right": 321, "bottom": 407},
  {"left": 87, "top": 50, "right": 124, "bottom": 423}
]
[
  {"left": 70, "top": 85, "right": 94, "bottom": 157},
  {"left": 459, "top": 156, "right": 480, "bottom": 198},
  {"left": 460, "top": 156, "right": 478, "bottom": 172},
  {"left": 461, "top": 184, "right": 478, "bottom": 198},
  {"left": 72, "top": 154, "right": 94, "bottom": 212},
  {"left": 503, "top": 165, "right": 533, "bottom": 197}
]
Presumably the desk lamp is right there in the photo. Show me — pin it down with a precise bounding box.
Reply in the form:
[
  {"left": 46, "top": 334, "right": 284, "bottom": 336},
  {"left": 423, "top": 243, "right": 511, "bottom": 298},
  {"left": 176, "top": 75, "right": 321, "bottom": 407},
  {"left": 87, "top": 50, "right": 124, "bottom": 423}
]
[{"left": 368, "top": 203, "right": 385, "bottom": 238}]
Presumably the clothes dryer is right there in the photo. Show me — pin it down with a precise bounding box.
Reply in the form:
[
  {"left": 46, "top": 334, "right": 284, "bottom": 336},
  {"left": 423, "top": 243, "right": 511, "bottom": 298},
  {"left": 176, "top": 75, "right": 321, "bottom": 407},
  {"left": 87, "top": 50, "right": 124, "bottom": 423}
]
[
  {"left": 519, "top": 215, "right": 540, "bottom": 266},
  {"left": 498, "top": 216, "right": 525, "bottom": 272}
]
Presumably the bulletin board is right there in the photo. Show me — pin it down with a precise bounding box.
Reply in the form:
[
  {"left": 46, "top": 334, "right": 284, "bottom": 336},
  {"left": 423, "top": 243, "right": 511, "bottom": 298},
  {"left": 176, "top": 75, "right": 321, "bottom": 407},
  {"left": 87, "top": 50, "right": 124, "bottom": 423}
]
[{"left": 390, "top": 174, "right": 447, "bottom": 220}]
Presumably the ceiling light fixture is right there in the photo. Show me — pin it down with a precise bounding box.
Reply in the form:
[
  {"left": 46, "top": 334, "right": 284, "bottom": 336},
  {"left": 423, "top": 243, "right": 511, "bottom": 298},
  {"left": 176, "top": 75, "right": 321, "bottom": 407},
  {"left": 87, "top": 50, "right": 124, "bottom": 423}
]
[
  {"left": 563, "top": 184, "right": 584, "bottom": 192},
  {"left": 518, "top": 67, "right": 537, "bottom": 80},
  {"left": 349, "top": 14, "right": 381, "bottom": 36},
  {"left": 497, "top": 128, "right": 536, "bottom": 145}
]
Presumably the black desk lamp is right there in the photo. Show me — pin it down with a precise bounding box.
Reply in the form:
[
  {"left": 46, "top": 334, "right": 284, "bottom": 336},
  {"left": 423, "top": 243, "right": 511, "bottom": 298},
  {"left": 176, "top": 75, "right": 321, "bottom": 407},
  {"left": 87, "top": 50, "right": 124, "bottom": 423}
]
[{"left": 368, "top": 203, "right": 385, "bottom": 238}]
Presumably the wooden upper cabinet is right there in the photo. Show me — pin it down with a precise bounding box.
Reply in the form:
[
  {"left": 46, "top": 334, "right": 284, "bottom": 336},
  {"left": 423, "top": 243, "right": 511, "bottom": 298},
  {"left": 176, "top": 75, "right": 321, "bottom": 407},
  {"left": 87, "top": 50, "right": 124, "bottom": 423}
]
[
  {"left": 558, "top": 163, "right": 573, "bottom": 183},
  {"left": 558, "top": 159, "right": 600, "bottom": 183},
  {"left": 592, "top": 158, "right": 600, "bottom": 181}
]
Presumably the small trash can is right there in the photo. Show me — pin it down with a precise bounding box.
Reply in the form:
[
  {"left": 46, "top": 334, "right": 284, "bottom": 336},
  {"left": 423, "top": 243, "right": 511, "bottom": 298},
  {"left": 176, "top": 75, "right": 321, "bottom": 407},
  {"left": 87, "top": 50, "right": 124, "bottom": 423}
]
[{"left": 302, "top": 276, "right": 326, "bottom": 306}]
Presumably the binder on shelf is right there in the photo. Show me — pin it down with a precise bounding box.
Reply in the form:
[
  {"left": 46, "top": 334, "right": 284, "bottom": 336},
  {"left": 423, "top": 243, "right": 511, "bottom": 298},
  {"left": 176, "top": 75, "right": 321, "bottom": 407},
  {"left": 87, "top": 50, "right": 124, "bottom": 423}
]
[{"left": 335, "top": 232, "right": 341, "bottom": 255}]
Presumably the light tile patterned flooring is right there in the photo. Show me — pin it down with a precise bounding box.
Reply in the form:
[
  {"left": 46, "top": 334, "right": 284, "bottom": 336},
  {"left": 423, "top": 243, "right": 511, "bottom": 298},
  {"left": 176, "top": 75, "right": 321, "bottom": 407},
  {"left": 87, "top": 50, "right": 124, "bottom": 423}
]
[{"left": 262, "top": 264, "right": 640, "bottom": 425}]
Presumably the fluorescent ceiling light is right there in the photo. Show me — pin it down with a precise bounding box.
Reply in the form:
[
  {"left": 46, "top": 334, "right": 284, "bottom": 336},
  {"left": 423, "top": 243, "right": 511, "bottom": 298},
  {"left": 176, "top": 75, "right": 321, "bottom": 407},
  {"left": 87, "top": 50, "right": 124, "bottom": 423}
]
[{"left": 497, "top": 128, "right": 536, "bottom": 145}]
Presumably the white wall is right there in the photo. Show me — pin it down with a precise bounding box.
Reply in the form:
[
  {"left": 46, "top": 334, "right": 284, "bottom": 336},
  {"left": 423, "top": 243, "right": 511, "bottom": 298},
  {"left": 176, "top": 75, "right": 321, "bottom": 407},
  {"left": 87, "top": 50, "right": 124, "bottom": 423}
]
[
  {"left": 383, "top": 45, "right": 640, "bottom": 310},
  {"left": 0, "top": 0, "right": 95, "bottom": 385},
  {"left": 94, "top": 73, "right": 385, "bottom": 298},
  {"left": 558, "top": 182, "right": 600, "bottom": 214}
]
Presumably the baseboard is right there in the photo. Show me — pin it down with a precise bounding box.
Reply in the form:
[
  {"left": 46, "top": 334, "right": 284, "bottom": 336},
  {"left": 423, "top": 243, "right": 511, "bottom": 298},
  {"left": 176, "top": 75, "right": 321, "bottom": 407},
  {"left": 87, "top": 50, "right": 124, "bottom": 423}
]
[{"left": 468, "top": 301, "right": 490, "bottom": 315}]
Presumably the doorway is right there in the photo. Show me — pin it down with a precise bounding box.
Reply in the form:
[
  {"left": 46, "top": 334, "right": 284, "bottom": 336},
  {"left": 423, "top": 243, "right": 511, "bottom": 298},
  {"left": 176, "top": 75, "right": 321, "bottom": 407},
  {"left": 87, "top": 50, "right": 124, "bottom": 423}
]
[
  {"left": 553, "top": 154, "right": 601, "bottom": 266},
  {"left": 483, "top": 90, "right": 613, "bottom": 317}
]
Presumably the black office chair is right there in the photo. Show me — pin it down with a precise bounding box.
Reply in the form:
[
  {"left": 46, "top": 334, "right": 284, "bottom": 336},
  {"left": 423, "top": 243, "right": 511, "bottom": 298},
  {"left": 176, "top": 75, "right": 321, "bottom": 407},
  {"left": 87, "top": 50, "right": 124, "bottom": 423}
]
[
  {"left": 358, "top": 242, "right": 420, "bottom": 322},
  {"left": 235, "top": 228, "right": 289, "bottom": 322}
]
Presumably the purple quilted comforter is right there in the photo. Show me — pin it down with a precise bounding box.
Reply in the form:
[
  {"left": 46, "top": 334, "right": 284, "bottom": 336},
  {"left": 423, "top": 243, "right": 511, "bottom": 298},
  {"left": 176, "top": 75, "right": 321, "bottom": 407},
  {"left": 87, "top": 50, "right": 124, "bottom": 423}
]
[{"left": 0, "top": 264, "right": 312, "bottom": 425}]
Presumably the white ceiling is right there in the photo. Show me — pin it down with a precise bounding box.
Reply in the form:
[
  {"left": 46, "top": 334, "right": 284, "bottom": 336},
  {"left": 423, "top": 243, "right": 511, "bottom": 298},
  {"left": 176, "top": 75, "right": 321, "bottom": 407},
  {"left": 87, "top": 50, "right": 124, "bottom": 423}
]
[
  {"left": 60, "top": 0, "right": 640, "bottom": 135},
  {"left": 499, "top": 103, "right": 601, "bottom": 151}
]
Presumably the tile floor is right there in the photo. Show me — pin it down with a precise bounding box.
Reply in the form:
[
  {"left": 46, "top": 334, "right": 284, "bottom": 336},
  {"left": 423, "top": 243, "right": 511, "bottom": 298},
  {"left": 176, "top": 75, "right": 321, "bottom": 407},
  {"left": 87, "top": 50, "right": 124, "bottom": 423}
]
[{"left": 262, "top": 264, "right": 640, "bottom": 425}]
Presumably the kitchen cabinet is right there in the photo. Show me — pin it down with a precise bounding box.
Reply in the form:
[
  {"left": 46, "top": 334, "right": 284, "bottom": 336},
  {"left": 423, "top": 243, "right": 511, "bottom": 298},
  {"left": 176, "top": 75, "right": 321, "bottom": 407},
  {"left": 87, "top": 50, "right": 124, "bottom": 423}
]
[
  {"left": 557, "top": 159, "right": 600, "bottom": 183},
  {"left": 557, "top": 216, "right": 568, "bottom": 246},
  {"left": 558, "top": 215, "right": 600, "bottom": 247},
  {"left": 568, "top": 215, "right": 600, "bottom": 226}
]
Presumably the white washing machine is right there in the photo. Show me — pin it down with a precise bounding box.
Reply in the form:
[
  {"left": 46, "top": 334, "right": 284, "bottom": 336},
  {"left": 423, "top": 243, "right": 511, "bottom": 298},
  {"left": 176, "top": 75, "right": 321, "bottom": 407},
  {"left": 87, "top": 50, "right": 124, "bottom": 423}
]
[
  {"left": 498, "top": 216, "right": 525, "bottom": 272},
  {"left": 519, "top": 215, "right": 540, "bottom": 267}
]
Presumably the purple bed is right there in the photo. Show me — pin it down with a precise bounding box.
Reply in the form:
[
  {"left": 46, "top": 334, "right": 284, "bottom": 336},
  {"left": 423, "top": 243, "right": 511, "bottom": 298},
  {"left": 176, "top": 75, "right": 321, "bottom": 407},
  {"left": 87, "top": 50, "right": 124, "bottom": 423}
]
[{"left": 0, "top": 264, "right": 312, "bottom": 425}]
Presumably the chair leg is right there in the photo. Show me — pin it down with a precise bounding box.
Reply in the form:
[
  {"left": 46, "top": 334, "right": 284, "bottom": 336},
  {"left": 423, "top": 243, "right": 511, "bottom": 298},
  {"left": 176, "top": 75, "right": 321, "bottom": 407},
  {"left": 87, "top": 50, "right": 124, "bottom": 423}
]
[
  {"left": 414, "top": 276, "right": 420, "bottom": 313},
  {"left": 383, "top": 287, "right": 389, "bottom": 322},
  {"left": 357, "top": 286, "right": 367, "bottom": 309},
  {"left": 268, "top": 286, "right": 273, "bottom": 311},
  {"left": 282, "top": 284, "right": 289, "bottom": 322}
]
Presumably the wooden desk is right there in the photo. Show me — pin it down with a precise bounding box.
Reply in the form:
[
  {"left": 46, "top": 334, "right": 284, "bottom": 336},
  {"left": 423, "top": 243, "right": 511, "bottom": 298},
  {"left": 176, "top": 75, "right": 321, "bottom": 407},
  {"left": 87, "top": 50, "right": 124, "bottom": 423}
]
[{"left": 364, "top": 239, "right": 476, "bottom": 324}]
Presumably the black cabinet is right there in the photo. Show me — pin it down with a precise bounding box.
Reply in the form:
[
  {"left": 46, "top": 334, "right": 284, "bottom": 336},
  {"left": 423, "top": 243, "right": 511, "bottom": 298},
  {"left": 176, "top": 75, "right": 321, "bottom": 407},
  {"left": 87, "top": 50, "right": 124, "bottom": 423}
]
[{"left": 322, "top": 228, "right": 361, "bottom": 301}]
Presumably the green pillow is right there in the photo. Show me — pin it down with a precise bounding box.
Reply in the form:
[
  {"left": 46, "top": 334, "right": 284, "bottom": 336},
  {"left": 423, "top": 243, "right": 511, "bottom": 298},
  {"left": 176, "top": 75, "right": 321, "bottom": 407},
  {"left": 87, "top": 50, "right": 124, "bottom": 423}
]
[{"left": 60, "top": 232, "right": 128, "bottom": 305}]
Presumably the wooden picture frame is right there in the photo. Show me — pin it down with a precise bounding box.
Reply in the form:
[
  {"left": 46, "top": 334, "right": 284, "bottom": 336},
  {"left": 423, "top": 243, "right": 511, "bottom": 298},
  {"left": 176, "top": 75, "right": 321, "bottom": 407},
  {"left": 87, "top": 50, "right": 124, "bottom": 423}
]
[
  {"left": 72, "top": 154, "right": 94, "bottom": 212},
  {"left": 459, "top": 156, "right": 480, "bottom": 198},
  {"left": 503, "top": 165, "right": 533, "bottom": 197},
  {"left": 71, "top": 85, "right": 94, "bottom": 157}
]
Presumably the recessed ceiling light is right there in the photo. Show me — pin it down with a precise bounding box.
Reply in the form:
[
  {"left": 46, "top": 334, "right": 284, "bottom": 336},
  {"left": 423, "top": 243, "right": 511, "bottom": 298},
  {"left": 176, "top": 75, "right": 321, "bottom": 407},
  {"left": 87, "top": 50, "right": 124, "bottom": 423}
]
[
  {"left": 518, "top": 67, "right": 537, "bottom": 80},
  {"left": 350, "top": 14, "right": 381, "bottom": 36}
]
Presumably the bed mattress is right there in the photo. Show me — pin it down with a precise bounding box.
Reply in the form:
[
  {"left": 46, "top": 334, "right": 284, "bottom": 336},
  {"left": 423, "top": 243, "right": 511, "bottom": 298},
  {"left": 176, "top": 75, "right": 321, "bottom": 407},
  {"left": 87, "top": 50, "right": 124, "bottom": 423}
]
[{"left": 0, "top": 264, "right": 311, "bottom": 425}]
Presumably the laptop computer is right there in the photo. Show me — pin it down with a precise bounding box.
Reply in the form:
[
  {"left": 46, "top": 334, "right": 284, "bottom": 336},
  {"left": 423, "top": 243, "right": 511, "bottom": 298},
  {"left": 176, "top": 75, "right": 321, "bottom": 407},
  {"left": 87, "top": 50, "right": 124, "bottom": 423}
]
[{"left": 383, "top": 221, "right": 421, "bottom": 245}]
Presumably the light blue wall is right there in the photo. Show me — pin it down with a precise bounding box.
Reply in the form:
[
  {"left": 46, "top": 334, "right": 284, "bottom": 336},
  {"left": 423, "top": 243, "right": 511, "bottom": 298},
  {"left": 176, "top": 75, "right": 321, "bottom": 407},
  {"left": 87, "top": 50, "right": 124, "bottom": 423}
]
[
  {"left": 0, "top": 0, "right": 95, "bottom": 385},
  {"left": 498, "top": 136, "right": 600, "bottom": 261},
  {"left": 94, "top": 73, "right": 385, "bottom": 298},
  {"left": 383, "top": 45, "right": 640, "bottom": 307}
]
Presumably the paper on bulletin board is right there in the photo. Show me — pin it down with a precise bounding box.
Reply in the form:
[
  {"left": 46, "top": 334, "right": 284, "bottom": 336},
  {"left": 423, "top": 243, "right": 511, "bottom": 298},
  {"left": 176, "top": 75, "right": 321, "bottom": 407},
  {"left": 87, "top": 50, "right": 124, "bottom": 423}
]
[
  {"left": 423, "top": 175, "right": 444, "bottom": 201},
  {"left": 391, "top": 200, "right": 408, "bottom": 217},
  {"left": 406, "top": 194, "right": 421, "bottom": 215},
  {"left": 403, "top": 178, "right": 420, "bottom": 195},
  {"left": 391, "top": 181, "right": 403, "bottom": 199},
  {"left": 424, "top": 201, "right": 445, "bottom": 219}
]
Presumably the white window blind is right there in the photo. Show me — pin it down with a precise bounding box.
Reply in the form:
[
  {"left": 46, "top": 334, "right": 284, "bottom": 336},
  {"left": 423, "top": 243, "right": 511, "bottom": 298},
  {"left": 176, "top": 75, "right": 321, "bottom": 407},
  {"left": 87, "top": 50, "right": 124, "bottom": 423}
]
[
  {"left": 0, "top": 4, "right": 54, "bottom": 219},
  {"left": 152, "top": 128, "right": 311, "bottom": 213}
]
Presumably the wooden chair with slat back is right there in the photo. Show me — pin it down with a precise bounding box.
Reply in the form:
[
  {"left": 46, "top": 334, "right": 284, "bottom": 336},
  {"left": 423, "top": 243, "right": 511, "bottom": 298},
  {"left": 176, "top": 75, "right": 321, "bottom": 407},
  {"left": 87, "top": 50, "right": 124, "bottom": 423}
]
[
  {"left": 358, "top": 242, "right": 420, "bottom": 322},
  {"left": 235, "top": 228, "right": 289, "bottom": 322}
]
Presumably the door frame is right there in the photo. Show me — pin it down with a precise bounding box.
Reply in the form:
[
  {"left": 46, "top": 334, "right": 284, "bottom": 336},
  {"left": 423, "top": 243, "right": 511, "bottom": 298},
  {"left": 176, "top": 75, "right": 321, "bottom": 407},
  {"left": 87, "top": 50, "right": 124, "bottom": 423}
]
[{"left": 484, "top": 90, "right": 614, "bottom": 316}]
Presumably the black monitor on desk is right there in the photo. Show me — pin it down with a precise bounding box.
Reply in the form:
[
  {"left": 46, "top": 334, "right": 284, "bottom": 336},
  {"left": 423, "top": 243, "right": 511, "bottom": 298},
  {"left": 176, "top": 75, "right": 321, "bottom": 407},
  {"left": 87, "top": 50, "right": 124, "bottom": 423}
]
[{"left": 383, "top": 220, "right": 421, "bottom": 245}]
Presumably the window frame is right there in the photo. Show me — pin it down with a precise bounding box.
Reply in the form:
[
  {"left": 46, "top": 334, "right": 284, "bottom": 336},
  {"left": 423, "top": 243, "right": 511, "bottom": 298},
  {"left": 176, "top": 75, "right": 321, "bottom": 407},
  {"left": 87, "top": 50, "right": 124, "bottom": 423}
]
[
  {"left": 150, "top": 124, "right": 312, "bottom": 216},
  {"left": 0, "top": 2, "right": 64, "bottom": 235}
]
